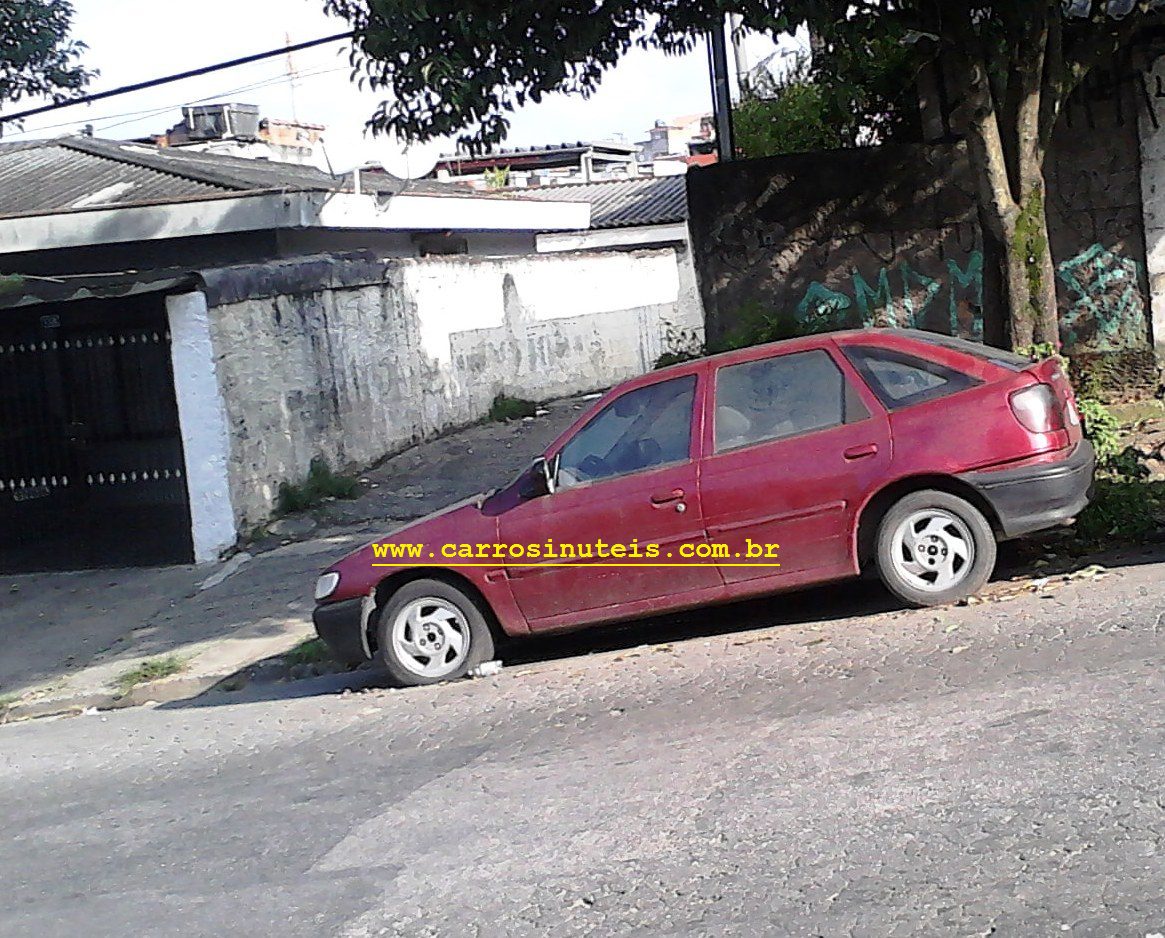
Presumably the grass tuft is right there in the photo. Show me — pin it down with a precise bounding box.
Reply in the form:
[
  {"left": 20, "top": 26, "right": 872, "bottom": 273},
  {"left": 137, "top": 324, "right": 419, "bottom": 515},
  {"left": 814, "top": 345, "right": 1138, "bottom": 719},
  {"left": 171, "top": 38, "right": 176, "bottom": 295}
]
[
  {"left": 277, "top": 458, "right": 360, "bottom": 514},
  {"left": 112, "top": 655, "right": 187, "bottom": 694},
  {"left": 284, "top": 638, "right": 334, "bottom": 667},
  {"left": 488, "top": 394, "right": 538, "bottom": 422}
]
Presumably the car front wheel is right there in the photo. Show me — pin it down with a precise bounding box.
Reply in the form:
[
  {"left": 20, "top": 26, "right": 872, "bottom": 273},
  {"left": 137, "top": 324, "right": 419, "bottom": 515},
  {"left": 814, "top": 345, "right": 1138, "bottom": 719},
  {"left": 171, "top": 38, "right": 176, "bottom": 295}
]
[
  {"left": 875, "top": 490, "right": 997, "bottom": 607},
  {"left": 376, "top": 578, "right": 496, "bottom": 686}
]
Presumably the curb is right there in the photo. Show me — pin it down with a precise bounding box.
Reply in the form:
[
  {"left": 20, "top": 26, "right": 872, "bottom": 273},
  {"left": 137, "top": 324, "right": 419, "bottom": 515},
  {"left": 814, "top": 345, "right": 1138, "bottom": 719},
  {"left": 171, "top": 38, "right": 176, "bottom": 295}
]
[
  {"left": 2, "top": 671, "right": 244, "bottom": 723},
  {"left": 1, "top": 653, "right": 365, "bottom": 725}
]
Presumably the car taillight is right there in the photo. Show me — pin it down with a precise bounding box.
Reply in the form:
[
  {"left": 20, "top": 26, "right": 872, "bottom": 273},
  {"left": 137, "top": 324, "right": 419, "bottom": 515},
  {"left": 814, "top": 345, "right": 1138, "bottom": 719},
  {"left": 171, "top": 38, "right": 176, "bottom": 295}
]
[{"left": 1009, "top": 383, "right": 1064, "bottom": 433}]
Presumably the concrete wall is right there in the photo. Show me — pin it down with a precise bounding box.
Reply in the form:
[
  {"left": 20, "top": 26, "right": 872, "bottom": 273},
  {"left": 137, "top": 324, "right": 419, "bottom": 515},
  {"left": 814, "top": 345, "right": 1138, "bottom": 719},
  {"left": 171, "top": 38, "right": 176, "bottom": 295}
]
[
  {"left": 1048, "top": 70, "right": 1151, "bottom": 353},
  {"left": 688, "top": 144, "right": 993, "bottom": 347},
  {"left": 690, "top": 79, "right": 1154, "bottom": 364},
  {"left": 1140, "top": 54, "right": 1165, "bottom": 358},
  {"left": 201, "top": 248, "right": 701, "bottom": 529}
]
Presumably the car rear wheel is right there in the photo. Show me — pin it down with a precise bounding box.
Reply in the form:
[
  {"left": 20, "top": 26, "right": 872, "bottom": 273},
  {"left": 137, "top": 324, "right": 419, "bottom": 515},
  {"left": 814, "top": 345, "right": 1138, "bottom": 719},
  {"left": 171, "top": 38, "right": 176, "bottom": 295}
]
[
  {"left": 875, "top": 490, "right": 996, "bottom": 607},
  {"left": 376, "top": 578, "right": 496, "bottom": 687}
]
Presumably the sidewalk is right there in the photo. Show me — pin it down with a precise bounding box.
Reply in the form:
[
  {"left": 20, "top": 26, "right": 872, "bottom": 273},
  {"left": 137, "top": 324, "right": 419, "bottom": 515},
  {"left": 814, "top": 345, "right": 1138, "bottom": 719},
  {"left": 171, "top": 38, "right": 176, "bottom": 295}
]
[{"left": 0, "top": 399, "right": 587, "bottom": 722}]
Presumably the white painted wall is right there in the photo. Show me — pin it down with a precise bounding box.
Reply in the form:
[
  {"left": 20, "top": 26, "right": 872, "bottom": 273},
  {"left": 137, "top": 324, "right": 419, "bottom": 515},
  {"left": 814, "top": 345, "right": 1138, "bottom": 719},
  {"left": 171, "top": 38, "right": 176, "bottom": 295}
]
[
  {"left": 536, "top": 224, "right": 706, "bottom": 344},
  {"left": 206, "top": 248, "right": 704, "bottom": 527},
  {"left": 1140, "top": 54, "right": 1165, "bottom": 353},
  {"left": 166, "top": 291, "right": 239, "bottom": 562}
]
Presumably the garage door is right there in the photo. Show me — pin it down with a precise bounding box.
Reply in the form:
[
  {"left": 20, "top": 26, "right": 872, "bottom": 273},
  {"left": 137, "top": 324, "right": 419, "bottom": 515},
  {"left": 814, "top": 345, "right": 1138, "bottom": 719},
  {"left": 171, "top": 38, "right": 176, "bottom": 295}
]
[{"left": 0, "top": 295, "right": 193, "bottom": 573}]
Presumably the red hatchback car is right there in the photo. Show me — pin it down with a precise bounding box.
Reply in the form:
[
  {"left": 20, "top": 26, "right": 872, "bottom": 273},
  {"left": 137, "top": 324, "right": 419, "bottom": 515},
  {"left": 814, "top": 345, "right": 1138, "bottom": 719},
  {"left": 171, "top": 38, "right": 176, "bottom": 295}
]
[{"left": 313, "top": 328, "right": 1094, "bottom": 686}]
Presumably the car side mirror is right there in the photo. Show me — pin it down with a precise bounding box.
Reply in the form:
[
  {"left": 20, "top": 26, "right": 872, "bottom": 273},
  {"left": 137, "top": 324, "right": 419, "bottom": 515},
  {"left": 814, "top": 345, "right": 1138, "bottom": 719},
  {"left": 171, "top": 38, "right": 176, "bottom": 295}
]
[{"left": 520, "top": 456, "right": 557, "bottom": 499}]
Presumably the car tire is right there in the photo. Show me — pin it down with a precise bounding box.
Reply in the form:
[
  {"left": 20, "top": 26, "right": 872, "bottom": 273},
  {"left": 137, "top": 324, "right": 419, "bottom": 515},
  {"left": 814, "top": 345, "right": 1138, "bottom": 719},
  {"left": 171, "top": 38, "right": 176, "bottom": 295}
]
[
  {"left": 376, "top": 578, "right": 496, "bottom": 687},
  {"left": 875, "top": 490, "right": 996, "bottom": 608}
]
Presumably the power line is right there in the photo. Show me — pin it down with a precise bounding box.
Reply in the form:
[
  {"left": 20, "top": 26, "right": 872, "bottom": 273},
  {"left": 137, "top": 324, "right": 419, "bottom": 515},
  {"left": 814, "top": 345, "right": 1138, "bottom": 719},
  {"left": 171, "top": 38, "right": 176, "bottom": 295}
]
[
  {"left": 9, "top": 63, "right": 347, "bottom": 138},
  {"left": 0, "top": 30, "right": 354, "bottom": 128}
]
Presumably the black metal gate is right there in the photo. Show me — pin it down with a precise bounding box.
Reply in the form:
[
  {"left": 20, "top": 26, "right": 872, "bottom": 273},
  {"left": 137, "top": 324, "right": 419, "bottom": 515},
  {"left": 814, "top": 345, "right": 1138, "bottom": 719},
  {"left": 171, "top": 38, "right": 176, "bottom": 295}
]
[{"left": 0, "top": 294, "right": 193, "bottom": 572}]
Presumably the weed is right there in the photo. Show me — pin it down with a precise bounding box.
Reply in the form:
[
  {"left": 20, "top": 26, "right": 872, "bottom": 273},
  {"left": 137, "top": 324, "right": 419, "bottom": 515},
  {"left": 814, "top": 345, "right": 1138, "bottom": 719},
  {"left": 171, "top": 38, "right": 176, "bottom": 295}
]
[
  {"left": 1074, "top": 477, "right": 1165, "bottom": 547},
  {"left": 277, "top": 458, "right": 360, "bottom": 514},
  {"left": 284, "top": 638, "right": 334, "bottom": 667},
  {"left": 1016, "top": 341, "right": 1064, "bottom": 366},
  {"left": 112, "top": 655, "right": 187, "bottom": 694},
  {"left": 0, "top": 692, "right": 20, "bottom": 714},
  {"left": 488, "top": 394, "right": 538, "bottom": 422},
  {"left": 1077, "top": 397, "right": 1123, "bottom": 468}
]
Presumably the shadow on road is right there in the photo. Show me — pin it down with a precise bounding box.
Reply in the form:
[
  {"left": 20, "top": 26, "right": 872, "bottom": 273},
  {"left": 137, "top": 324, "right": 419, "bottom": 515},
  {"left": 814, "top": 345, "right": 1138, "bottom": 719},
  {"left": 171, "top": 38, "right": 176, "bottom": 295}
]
[
  {"left": 165, "top": 577, "right": 900, "bottom": 712},
  {"left": 164, "top": 540, "right": 1165, "bottom": 713}
]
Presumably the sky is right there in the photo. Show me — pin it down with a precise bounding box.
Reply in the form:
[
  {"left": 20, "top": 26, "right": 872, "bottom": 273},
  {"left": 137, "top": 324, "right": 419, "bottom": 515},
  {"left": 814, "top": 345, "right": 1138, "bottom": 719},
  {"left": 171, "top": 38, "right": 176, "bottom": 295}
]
[{"left": 0, "top": 0, "right": 797, "bottom": 176}]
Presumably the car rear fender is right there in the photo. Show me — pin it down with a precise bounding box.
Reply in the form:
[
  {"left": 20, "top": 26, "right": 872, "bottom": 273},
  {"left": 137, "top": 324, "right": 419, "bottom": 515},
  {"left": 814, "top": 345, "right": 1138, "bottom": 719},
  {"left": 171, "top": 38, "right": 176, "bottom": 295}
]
[{"left": 852, "top": 474, "right": 1005, "bottom": 571}]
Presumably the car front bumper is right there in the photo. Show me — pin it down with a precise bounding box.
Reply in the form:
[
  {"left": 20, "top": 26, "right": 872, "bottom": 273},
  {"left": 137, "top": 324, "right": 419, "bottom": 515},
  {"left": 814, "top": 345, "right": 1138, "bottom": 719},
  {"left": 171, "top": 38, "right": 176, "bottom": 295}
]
[
  {"left": 958, "top": 440, "right": 1096, "bottom": 539},
  {"left": 313, "top": 597, "right": 372, "bottom": 666}
]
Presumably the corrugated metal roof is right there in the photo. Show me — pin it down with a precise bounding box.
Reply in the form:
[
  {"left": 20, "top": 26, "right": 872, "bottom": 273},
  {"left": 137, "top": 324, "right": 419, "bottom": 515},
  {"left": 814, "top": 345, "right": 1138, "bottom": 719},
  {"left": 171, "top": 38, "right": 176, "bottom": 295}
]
[
  {"left": 519, "top": 175, "right": 688, "bottom": 229},
  {"left": 0, "top": 136, "right": 422, "bottom": 219},
  {"left": 0, "top": 139, "right": 228, "bottom": 216}
]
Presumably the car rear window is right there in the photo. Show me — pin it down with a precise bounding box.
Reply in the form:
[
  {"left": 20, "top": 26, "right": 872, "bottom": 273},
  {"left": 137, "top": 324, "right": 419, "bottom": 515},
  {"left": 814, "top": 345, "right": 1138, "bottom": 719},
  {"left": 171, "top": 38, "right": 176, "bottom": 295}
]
[
  {"left": 842, "top": 346, "right": 981, "bottom": 410},
  {"left": 897, "top": 329, "right": 1029, "bottom": 371}
]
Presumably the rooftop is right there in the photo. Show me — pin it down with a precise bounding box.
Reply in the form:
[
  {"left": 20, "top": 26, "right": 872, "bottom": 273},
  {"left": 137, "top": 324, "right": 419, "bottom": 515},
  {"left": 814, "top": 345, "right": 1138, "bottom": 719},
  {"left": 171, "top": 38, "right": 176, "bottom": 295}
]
[
  {"left": 520, "top": 175, "right": 688, "bottom": 229},
  {"left": 436, "top": 140, "right": 638, "bottom": 163},
  {"left": 0, "top": 136, "right": 457, "bottom": 219}
]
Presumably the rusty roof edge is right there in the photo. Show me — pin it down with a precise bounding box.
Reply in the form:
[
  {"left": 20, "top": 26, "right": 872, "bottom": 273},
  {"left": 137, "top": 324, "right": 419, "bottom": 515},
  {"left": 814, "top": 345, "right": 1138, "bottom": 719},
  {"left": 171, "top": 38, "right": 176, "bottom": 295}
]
[
  {"left": 197, "top": 251, "right": 395, "bottom": 308},
  {"left": 0, "top": 269, "right": 201, "bottom": 311}
]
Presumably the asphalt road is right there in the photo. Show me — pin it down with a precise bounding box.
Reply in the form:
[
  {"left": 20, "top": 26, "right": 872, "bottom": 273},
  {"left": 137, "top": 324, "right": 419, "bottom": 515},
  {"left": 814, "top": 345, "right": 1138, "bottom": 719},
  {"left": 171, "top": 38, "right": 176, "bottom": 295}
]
[{"left": 3, "top": 553, "right": 1164, "bottom": 937}]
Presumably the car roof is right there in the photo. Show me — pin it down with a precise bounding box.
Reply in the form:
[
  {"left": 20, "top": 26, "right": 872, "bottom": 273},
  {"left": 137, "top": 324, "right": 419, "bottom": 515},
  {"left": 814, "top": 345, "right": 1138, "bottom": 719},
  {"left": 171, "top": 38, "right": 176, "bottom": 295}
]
[
  {"left": 546, "top": 328, "right": 1018, "bottom": 456},
  {"left": 648, "top": 327, "right": 925, "bottom": 381}
]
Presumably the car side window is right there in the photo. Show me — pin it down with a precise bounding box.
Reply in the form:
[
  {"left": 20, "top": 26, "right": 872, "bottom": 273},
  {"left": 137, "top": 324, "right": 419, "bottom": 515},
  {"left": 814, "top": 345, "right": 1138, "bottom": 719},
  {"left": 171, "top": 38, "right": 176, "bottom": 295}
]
[
  {"left": 842, "top": 346, "right": 980, "bottom": 410},
  {"left": 714, "top": 349, "right": 864, "bottom": 452},
  {"left": 556, "top": 375, "right": 696, "bottom": 489}
]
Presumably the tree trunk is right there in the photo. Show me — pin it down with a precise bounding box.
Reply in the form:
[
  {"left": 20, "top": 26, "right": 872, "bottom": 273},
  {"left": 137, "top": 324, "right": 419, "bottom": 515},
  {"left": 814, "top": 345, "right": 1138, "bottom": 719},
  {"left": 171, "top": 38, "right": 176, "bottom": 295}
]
[
  {"left": 1000, "top": 180, "right": 1060, "bottom": 349},
  {"left": 956, "top": 11, "right": 1062, "bottom": 351}
]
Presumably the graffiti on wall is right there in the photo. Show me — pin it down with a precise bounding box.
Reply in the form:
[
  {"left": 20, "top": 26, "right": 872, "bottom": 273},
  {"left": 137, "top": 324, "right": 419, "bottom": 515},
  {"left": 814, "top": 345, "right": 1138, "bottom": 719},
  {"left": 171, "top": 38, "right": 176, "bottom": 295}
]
[
  {"left": 1056, "top": 244, "right": 1147, "bottom": 351},
  {"left": 793, "top": 243, "right": 1148, "bottom": 351},
  {"left": 795, "top": 251, "right": 985, "bottom": 340}
]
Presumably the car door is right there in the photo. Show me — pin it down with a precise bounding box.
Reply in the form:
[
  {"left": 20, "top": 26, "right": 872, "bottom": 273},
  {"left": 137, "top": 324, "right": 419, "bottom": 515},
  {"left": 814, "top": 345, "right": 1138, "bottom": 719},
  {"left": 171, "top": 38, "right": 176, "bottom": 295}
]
[
  {"left": 699, "top": 341, "right": 890, "bottom": 589},
  {"left": 498, "top": 370, "right": 723, "bottom": 627}
]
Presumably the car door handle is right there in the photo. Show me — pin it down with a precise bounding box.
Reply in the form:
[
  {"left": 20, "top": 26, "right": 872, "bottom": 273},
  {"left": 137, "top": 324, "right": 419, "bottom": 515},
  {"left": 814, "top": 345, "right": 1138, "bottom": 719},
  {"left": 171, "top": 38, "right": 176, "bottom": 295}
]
[
  {"left": 844, "top": 443, "right": 879, "bottom": 460},
  {"left": 650, "top": 488, "right": 685, "bottom": 505}
]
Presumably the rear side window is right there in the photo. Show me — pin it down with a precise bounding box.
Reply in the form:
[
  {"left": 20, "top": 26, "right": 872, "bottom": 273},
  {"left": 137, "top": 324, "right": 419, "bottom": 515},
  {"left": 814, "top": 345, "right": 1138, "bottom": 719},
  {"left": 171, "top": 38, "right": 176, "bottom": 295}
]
[
  {"left": 714, "top": 349, "right": 869, "bottom": 452},
  {"left": 843, "top": 346, "right": 980, "bottom": 410}
]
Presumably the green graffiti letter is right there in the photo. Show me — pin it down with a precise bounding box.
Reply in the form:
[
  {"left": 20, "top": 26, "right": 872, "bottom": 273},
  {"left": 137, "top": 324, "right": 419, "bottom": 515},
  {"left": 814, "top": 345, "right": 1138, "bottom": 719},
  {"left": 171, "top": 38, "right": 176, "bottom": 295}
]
[
  {"left": 898, "top": 262, "right": 943, "bottom": 329},
  {"left": 851, "top": 268, "right": 895, "bottom": 327},
  {"left": 946, "top": 251, "right": 984, "bottom": 341},
  {"left": 796, "top": 282, "right": 852, "bottom": 323}
]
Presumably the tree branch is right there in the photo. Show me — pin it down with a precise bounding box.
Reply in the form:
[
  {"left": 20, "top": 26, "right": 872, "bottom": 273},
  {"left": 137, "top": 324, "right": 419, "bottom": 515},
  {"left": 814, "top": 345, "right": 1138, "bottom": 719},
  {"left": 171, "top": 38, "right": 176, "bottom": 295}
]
[
  {"left": 1015, "top": 5, "right": 1049, "bottom": 185},
  {"left": 1039, "top": 7, "right": 1065, "bottom": 149},
  {"left": 948, "top": 4, "right": 1020, "bottom": 239}
]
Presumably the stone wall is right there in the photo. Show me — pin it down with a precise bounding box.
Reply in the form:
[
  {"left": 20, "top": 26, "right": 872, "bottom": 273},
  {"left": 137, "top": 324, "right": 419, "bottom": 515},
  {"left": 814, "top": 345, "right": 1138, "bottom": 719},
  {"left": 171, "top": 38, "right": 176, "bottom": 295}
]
[
  {"left": 198, "top": 248, "right": 702, "bottom": 528},
  {"left": 688, "top": 144, "right": 994, "bottom": 349},
  {"left": 689, "top": 75, "right": 1155, "bottom": 369},
  {"left": 1048, "top": 68, "right": 1151, "bottom": 354}
]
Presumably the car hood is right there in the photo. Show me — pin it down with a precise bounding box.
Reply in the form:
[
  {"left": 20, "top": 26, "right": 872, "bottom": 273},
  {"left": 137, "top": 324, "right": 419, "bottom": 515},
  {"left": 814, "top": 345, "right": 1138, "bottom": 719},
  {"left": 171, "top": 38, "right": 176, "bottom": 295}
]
[{"left": 324, "top": 493, "right": 498, "bottom": 599}]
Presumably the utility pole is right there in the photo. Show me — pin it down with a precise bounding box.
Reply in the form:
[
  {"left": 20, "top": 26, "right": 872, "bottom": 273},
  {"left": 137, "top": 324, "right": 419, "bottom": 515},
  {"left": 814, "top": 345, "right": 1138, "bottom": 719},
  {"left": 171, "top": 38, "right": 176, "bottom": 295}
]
[{"left": 707, "top": 18, "right": 736, "bottom": 162}]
